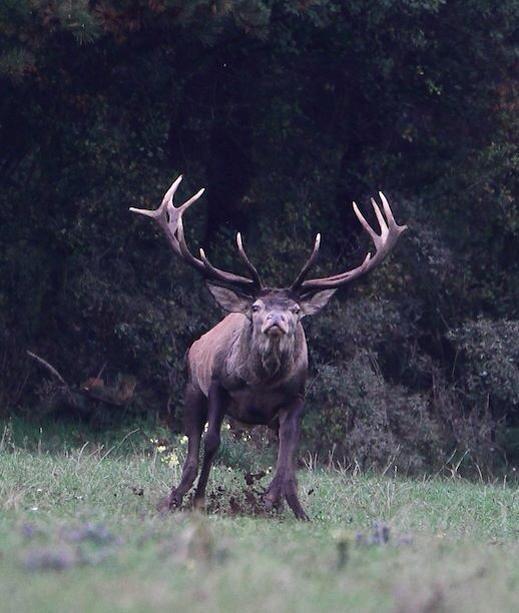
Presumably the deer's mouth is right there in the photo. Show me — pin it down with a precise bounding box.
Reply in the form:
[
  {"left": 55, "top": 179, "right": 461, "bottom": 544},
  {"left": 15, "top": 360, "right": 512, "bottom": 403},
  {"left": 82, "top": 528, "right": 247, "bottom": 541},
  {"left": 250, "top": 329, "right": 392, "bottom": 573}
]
[{"left": 262, "top": 322, "right": 288, "bottom": 337}]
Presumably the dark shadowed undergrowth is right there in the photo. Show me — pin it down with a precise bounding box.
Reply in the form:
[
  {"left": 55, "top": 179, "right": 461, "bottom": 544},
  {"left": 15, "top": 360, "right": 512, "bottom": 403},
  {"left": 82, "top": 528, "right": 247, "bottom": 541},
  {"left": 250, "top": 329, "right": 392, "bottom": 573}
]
[
  {"left": 0, "top": 420, "right": 518, "bottom": 612},
  {"left": 2, "top": 1, "right": 518, "bottom": 478}
]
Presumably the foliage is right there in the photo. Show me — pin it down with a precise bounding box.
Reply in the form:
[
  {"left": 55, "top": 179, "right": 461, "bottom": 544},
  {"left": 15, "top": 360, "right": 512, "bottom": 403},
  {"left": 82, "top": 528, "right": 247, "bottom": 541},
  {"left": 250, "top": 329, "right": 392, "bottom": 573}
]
[{"left": 1, "top": 0, "right": 518, "bottom": 471}]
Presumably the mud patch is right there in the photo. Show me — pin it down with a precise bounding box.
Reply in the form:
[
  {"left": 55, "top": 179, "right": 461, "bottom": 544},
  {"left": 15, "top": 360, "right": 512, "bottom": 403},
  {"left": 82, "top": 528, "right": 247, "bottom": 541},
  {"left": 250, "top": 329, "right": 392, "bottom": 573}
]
[{"left": 203, "top": 470, "right": 278, "bottom": 518}]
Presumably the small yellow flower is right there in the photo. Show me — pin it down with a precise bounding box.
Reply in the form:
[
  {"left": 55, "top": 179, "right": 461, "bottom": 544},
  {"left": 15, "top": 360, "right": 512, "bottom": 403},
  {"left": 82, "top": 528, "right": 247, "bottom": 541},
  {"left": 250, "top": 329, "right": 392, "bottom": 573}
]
[
  {"left": 163, "top": 452, "right": 179, "bottom": 467},
  {"left": 157, "top": 445, "right": 167, "bottom": 453}
]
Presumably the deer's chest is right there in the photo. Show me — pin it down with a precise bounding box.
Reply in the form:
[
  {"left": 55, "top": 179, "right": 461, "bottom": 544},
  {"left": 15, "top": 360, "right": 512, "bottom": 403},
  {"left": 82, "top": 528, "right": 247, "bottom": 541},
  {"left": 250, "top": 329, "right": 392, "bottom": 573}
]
[{"left": 226, "top": 386, "right": 296, "bottom": 425}]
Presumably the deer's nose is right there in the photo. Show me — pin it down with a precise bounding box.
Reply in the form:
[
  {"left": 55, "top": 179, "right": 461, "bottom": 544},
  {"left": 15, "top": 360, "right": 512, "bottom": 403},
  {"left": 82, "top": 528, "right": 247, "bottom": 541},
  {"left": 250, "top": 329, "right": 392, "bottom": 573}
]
[{"left": 262, "top": 313, "right": 288, "bottom": 335}]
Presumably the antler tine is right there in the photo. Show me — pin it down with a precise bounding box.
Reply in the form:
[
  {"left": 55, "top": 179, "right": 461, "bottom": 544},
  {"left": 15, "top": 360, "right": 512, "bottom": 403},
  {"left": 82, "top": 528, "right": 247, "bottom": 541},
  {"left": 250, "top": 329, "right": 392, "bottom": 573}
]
[
  {"left": 130, "top": 175, "right": 183, "bottom": 219},
  {"left": 290, "top": 233, "right": 321, "bottom": 290},
  {"left": 236, "top": 233, "right": 263, "bottom": 288},
  {"left": 175, "top": 214, "right": 206, "bottom": 272},
  {"left": 297, "top": 193, "right": 407, "bottom": 292},
  {"left": 161, "top": 174, "right": 183, "bottom": 208},
  {"left": 379, "top": 191, "right": 398, "bottom": 227},
  {"left": 131, "top": 175, "right": 260, "bottom": 291},
  {"left": 370, "top": 198, "right": 388, "bottom": 236},
  {"left": 130, "top": 175, "right": 201, "bottom": 256},
  {"left": 163, "top": 186, "right": 206, "bottom": 253},
  {"left": 173, "top": 187, "right": 205, "bottom": 215},
  {"left": 198, "top": 248, "right": 254, "bottom": 287},
  {"left": 352, "top": 202, "right": 377, "bottom": 241},
  {"left": 198, "top": 243, "right": 260, "bottom": 288},
  {"left": 176, "top": 209, "right": 259, "bottom": 289}
]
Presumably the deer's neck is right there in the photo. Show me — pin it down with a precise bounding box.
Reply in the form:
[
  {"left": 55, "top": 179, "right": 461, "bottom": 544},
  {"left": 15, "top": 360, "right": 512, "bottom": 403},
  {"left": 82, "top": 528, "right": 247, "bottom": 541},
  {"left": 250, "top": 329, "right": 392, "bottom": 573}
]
[{"left": 226, "top": 321, "right": 303, "bottom": 385}]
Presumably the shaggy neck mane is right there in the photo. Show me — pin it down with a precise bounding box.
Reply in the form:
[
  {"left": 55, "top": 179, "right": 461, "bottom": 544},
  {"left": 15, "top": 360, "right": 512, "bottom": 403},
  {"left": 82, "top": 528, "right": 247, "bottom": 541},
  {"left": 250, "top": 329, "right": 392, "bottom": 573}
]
[
  {"left": 252, "top": 329, "right": 296, "bottom": 380},
  {"left": 228, "top": 320, "right": 299, "bottom": 384}
]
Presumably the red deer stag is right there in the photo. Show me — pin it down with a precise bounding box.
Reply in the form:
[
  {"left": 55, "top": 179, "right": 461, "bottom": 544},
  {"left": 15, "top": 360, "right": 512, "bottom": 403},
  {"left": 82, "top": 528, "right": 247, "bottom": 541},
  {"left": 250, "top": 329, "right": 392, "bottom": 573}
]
[{"left": 130, "top": 176, "right": 407, "bottom": 519}]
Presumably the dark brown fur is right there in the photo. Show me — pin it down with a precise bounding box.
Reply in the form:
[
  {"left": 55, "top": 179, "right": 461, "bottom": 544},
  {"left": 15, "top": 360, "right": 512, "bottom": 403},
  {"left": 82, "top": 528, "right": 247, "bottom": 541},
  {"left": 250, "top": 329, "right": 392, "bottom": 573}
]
[
  {"left": 164, "top": 290, "right": 315, "bottom": 520},
  {"left": 132, "top": 177, "right": 406, "bottom": 520}
]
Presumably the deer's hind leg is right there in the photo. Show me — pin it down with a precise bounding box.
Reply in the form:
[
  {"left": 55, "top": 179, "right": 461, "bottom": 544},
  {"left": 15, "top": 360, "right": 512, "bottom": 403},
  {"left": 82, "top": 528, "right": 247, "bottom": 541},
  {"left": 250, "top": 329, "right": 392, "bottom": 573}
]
[{"left": 159, "top": 385, "right": 207, "bottom": 511}]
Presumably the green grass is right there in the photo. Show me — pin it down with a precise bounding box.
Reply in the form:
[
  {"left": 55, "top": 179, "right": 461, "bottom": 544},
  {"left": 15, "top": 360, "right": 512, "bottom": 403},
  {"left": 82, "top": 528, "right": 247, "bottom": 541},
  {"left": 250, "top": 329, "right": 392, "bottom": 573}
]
[{"left": 0, "top": 420, "right": 518, "bottom": 612}]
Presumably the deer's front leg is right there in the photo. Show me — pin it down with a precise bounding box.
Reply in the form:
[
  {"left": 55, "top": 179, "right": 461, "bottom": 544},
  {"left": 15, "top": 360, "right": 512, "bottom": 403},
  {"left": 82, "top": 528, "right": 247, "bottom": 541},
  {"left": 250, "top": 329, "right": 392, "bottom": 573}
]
[
  {"left": 158, "top": 385, "right": 207, "bottom": 512},
  {"left": 265, "top": 398, "right": 308, "bottom": 521},
  {"left": 193, "top": 381, "right": 227, "bottom": 510}
]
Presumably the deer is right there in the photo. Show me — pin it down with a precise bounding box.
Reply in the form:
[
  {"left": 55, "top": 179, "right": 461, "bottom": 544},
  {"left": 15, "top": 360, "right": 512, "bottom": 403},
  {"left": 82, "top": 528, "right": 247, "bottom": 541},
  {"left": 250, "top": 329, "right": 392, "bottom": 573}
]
[{"left": 130, "top": 175, "right": 407, "bottom": 520}]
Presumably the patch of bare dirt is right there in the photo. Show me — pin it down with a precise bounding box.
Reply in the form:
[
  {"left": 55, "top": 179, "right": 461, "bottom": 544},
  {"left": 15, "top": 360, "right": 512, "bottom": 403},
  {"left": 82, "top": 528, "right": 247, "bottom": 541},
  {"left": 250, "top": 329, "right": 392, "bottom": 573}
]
[{"left": 203, "top": 471, "right": 278, "bottom": 518}]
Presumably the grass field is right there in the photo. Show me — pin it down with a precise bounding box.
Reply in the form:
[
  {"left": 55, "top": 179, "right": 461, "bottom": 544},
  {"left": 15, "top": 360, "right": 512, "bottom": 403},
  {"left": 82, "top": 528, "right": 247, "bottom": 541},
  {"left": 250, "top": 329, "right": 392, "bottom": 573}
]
[{"left": 0, "top": 419, "right": 518, "bottom": 612}]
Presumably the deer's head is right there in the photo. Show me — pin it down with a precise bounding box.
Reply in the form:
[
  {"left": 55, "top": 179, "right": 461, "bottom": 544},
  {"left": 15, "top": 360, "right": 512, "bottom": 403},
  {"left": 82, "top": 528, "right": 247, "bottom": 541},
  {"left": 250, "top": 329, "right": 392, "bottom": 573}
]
[
  {"left": 130, "top": 176, "right": 407, "bottom": 343},
  {"left": 204, "top": 285, "right": 337, "bottom": 343}
]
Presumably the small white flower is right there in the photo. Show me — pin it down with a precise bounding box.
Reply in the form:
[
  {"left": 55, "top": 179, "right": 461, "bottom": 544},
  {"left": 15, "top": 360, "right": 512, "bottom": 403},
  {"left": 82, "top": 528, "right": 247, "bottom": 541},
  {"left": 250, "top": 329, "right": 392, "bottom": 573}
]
[{"left": 167, "top": 453, "right": 179, "bottom": 467}]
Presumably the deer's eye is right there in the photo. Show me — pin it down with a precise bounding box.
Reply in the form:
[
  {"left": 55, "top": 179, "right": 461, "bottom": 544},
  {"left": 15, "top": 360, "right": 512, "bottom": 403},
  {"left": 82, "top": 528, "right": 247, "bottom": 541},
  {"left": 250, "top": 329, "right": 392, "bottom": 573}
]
[
  {"left": 251, "top": 304, "right": 261, "bottom": 313},
  {"left": 291, "top": 305, "right": 301, "bottom": 315}
]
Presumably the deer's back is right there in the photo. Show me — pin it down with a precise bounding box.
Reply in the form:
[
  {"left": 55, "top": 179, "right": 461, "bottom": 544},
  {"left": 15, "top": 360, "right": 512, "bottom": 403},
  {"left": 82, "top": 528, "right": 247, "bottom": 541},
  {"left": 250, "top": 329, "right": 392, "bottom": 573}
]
[{"left": 187, "top": 313, "right": 245, "bottom": 396}]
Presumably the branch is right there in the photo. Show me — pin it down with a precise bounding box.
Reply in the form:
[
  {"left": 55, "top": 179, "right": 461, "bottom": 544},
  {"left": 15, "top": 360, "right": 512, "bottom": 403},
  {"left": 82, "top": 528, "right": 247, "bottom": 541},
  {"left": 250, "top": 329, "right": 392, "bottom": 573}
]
[{"left": 27, "top": 351, "right": 69, "bottom": 388}]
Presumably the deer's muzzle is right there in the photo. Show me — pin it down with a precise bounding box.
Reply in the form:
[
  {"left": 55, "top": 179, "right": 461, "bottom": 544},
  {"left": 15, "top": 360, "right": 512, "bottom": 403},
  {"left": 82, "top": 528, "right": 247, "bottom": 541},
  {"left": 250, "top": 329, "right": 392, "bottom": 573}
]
[{"left": 261, "top": 314, "right": 289, "bottom": 336}]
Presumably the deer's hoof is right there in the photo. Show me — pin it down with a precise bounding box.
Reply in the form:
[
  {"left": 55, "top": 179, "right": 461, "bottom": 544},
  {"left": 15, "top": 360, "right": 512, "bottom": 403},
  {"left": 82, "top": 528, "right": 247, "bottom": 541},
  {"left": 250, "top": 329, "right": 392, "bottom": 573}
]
[
  {"left": 157, "top": 491, "right": 182, "bottom": 514},
  {"left": 264, "top": 479, "right": 282, "bottom": 504},
  {"left": 192, "top": 496, "right": 206, "bottom": 512},
  {"left": 293, "top": 507, "right": 310, "bottom": 521},
  {"left": 284, "top": 483, "right": 310, "bottom": 521},
  {"left": 263, "top": 494, "right": 284, "bottom": 513},
  {"left": 157, "top": 496, "right": 171, "bottom": 514}
]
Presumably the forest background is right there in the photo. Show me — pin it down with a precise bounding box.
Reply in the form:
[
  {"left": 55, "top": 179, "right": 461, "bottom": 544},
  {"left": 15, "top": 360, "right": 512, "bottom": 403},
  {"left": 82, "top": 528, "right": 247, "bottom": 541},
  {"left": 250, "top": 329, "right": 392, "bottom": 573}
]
[{"left": 1, "top": 0, "right": 518, "bottom": 474}]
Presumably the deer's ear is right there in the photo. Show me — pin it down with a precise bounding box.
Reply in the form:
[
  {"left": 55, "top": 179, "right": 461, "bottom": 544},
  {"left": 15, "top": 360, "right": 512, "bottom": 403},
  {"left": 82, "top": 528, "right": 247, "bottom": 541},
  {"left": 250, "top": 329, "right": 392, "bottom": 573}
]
[
  {"left": 206, "top": 283, "right": 253, "bottom": 313},
  {"left": 299, "top": 289, "right": 337, "bottom": 316}
]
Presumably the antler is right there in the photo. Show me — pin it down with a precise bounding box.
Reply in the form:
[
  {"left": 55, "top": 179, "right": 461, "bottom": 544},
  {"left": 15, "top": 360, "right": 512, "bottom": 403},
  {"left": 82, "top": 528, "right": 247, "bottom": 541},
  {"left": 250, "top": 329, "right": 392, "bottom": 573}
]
[
  {"left": 130, "top": 176, "right": 262, "bottom": 292},
  {"left": 291, "top": 192, "right": 407, "bottom": 292}
]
